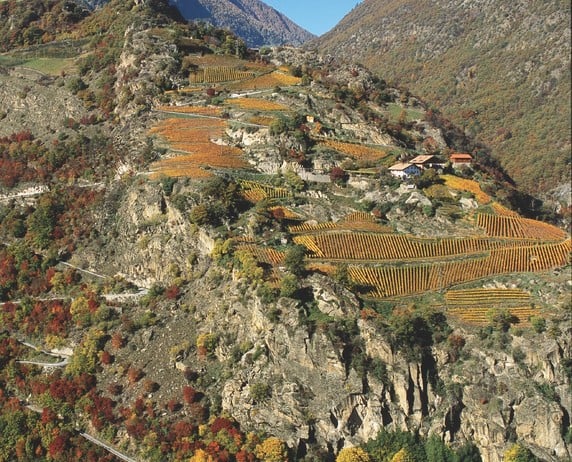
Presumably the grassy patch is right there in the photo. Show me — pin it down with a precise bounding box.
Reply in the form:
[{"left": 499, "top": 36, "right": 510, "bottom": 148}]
[
  {"left": 0, "top": 55, "right": 76, "bottom": 75},
  {"left": 384, "top": 103, "right": 425, "bottom": 122},
  {"left": 20, "top": 57, "right": 77, "bottom": 75}
]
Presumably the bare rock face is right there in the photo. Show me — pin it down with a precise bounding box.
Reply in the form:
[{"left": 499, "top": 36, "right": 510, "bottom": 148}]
[
  {"left": 0, "top": 68, "right": 88, "bottom": 139},
  {"left": 211, "top": 278, "right": 571, "bottom": 462},
  {"left": 92, "top": 179, "right": 210, "bottom": 287},
  {"left": 114, "top": 26, "right": 180, "bottom": 122}
]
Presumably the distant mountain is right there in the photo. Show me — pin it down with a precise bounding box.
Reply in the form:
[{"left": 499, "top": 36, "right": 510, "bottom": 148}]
[
  {"left": 168, "top": 0, "right": 315, "bottom": 47},
  {"left": 313, "top": 0, "right": 571, "bottom": 196}
]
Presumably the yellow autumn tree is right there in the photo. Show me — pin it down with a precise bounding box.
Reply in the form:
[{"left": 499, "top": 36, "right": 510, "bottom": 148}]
[
  {"left": 391, "top": 448, "right": 415, "bottom": 462},
  {"left": 188, "top": 448, "right": 215, "bottom": 462},
  {"left": 503, "top": 443, "right": 537, "bottom": 462},
  {"left": 255, "top": 437, "right": 288, "bottom": 462},
  {"left": 336, "top": 446, "right": 372, "bottom": 462}
]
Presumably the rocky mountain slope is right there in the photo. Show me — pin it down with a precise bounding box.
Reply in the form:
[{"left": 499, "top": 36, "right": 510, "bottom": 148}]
[
  {"left": 312, "top": 0, "right": 571, "bottom": 198},
  {"left": 0, "top": 1, "right": 570, "bottom": 461}
]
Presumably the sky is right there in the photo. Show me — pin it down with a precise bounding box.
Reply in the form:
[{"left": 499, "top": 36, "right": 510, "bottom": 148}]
[{"left": 262, "top": 0, "right": 362, "bottom": 36}]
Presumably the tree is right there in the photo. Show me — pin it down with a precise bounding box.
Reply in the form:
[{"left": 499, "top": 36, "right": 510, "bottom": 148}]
[
  {"left": 283, "top": 168, "right": 305, "bottom": 192},
  {"left": 283, "top": 245, "right": 306, "bottom": 277},
  {"left": 487, "top": 308, "right": 518, "bottom": 332},
  {"left": 424, "top": 435, "right": 455, "bottom": 462},
  {"left": 279, "top": 273, "right": 298, "bottom": 298},
  {"left": 190, "top": 205, "right": 211, "bottom": 226},
  {"left": 456, "top": 442, "right": 482, "bottom": 462},
  {"left": 255, "top": 437, "right": 288, "bottom": 462},
  {"left": 414, "top": 169, "right": 441, "bottom": 189},
  {"left": 330, "top": 166, "right": 349, "bottom": 184},
  {"left": 336, "top": 447, "right": 371, "bottom": 462},
  {"left": 365, "top": 429, "right": 426, "bottom": 462},
  {"left": 391, "top": 448, "right": 415, "bottom": 462}
]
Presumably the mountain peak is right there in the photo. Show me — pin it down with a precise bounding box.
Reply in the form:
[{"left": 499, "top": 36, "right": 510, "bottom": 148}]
[{"left": 169, "top": 0, "right": 315, "bottom": 47}]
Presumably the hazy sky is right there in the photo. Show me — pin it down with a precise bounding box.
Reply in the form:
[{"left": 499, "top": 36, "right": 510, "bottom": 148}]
[{"left": 263, "top": 0, "right": 362, "bottom": 36}]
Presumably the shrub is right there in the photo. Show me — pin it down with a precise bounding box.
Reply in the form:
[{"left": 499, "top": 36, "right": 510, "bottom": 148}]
[
  {"left": 127, "top": 367, "right": 144, "bottom": 384},
  {"left": 183, "top": 385, "right": 198, "bottom": 405},
  {"left": 530, "top": 316, "right": 546, "bottom": 333},
  {"left": 249, "top": 382, "right": 271, "bottom": 404},
  {"left": 100, "top": 350, "right": 113, "bottom": 365},
  {"left": 143, "top": 380, "right": 159, "bottom": 393}
]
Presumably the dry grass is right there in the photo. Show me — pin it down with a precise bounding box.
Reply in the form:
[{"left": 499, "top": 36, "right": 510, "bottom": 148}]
[{"left": 247, "top": 115, "right": 275, "bottom": 126}]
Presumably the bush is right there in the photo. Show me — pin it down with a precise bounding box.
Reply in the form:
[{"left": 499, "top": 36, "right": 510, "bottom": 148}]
[
  {"left": 250, "top": 382, "right": 271, "bottom": 403},
  {"left": 530, "top": 316, "right": 546, "bottom": 333},
  {"left": 66, "top": 77, "right": 87, "bottom": 94}
]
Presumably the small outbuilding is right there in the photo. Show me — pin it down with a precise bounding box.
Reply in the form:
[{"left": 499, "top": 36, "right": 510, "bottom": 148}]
[{"left": 450, "top": 153, "right": 473, "bottom": 168}]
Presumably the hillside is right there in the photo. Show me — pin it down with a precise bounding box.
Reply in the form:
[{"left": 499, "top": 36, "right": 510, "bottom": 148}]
[
  {"left": 0, "top": 1, "right": 570, "bottom": 462},
  {"left": 312, "top": 0, "right": 571, "bottom": 199}
]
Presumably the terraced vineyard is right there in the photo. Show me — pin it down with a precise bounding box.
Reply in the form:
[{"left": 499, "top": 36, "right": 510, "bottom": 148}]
[
  {"left": 236, "top": 244, "right": 285, "bottom": 266},
  {"left": 445, "top": 288, "right": 531, "bottom": 305},
  {"left": 289, "top": 213, "right": 393, "bottom": 234},
  {"left": 239, "top": 180, "right": 292, "bottom": 202},
  {"left": 227, "top": 71, "right": 301, "bottom": 91},
  {"left": 291, "top": 204, "right": 571, "bottom": 299},
  {"left": 445, "top": 288, "right": 536, "bottom": 326},
  {"left": 225, "top": 97, "right": 289, "bottom": 112},
  {"left": 149, "top": 116, "right": 250, "bottom": 178},
  {"left": 442, "top": 174, "right": 491, "bottom": 204},
  {"left": 476, "top": 213, "right": 568, "bottom": 240},
  {"left": 491, "top": 201, "right": 520, "bottom": 217},
  {"left": 155, "top": 105, "right": 223, "bottom": 116},
  {"left": 189, "top": 66, "right": 255, "bottom": 84},
  {"left": 293, "top": 233, "right": 543, "bottom": 261},
  {"left": 320, "top": 140, "right": 389, "bottom": 161},
  {"left": 344, "top": 239, "right": 570, "bottom": 298}
]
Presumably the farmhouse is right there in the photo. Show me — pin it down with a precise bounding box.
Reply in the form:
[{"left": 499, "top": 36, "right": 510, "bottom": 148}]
[
  {"left": 450, "top": 153, "right": 473, "bottom": 168},
  {"left": 410, "top": 154, "right": 445, "bottom": 170},
  {"left": 388, "top": 162, "right": 422, "bottom": 178}
]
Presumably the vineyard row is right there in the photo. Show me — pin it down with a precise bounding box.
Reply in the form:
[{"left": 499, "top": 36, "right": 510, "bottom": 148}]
[
  {"left": 293, "top": 232, "right": 558, "bottom": 261},
  {"left": 347, "top": 239, "right": 570, "bottom": 298},
  {"left": 445, "top": 288, "right": 531, "bottom": 305},
  {"left": 476, "top": 213, "right": 567, "bottom": 240},
  {"left": 189, "top": 66, "right": 255, "bottom": 84},
  {"left": 447, "top": 306, "right": 536, "bottom": 326}
]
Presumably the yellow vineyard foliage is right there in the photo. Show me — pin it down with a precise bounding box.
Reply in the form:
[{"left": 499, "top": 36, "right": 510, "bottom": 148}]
[
  {"left": 321, "top": 139, "right": 388, "bottom": 161},
  {"left": 225, "top": 97, "right": 289, "bottom": 111}
]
